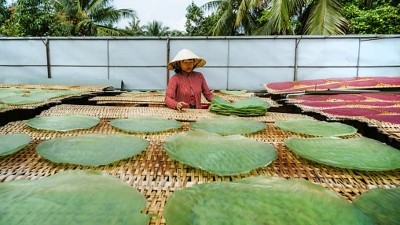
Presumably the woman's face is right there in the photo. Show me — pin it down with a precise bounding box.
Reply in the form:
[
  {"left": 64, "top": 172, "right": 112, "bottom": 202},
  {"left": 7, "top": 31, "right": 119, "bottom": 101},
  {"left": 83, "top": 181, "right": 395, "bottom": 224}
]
[{"left": 179, "top": 59, "right": 195, "bottom": 73}]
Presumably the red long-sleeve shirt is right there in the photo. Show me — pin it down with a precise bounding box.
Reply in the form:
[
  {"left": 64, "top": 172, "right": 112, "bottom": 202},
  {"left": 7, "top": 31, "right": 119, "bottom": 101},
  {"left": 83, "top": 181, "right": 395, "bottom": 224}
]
[{"left": 165, "top": 71, "right": 214, "bottom": 109}]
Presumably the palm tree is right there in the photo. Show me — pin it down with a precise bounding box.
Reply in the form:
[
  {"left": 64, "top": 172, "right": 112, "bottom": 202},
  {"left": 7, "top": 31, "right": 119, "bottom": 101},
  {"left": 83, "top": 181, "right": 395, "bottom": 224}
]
[
  {"left": 201, "top": 0, "right": 267, "bottom": 35},
  {"left": 259, "top": 0, "right": 348, "bottom": 35},
  {"left": 202, "top": 0, "right": 348, "bottom": 35},
  {"left": 52, "top": 0, "right": 136, "bottom": 36},
  {"left": 142, "top": 21, "right": 170, "bottom": 36}
]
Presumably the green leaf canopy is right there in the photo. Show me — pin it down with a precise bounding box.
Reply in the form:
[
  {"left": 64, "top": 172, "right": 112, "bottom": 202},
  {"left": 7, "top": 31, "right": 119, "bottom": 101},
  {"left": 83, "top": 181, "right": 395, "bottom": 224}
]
[
  {"left": 353, "top": 188, "right": 400, "bottom": 225},
  {"left": 36, "top": 134, "right": 148, "bottom": 166},
  {"left": 163, "top": 130, "right": 277, "bottom": 175},
  {"left": 209, "top": 96, "right": 270, "bottom": 117},
  {"left": 25, "top": 115, "right": 100, "bottom": 132},
  {"left": 0, "top": 170, "right": 149, "bottom": 225},
  {"left": 110, "top": 117, "right": 182, "bottom": 133},
  {"left": 275, "top": 119, "right": 358, "bottom": 136},
  {"left": 164, "top": 176, "right": 373, "bottom": 225},
  {"left": 191, "top": 116, "right": 266, "bottom": 135},
  {"left": 0, "top": 133, "right": 32, "bottom": 157},
  {"left": 285, "top": 137, "right": 400, "bottom": 171}
]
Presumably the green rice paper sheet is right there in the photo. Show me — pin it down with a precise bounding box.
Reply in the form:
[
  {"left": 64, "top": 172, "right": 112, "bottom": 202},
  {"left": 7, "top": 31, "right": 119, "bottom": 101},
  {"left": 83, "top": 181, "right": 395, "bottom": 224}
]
[
  {"left": 0, "top": 133, "right": 32, "bottom": 157},
  {"left": 285, "top": 137, "right": 400, "bottom": 171},
  {"left": 0, "top": 93, "right": 50, "bottom": 105},
  {"left": 219, "top": 89, "right": 247, "bottom": 95},
  {"left": 126, "top": 90, "right": 149, "bottom": 95},
  {"left": 0, "top": 87, "right": 25, "bottom": 98},
  {"left": 36, "top": 134, "right": 148, "bottom": 166},
  {"left": 0, "top": 170, "right": 150, "bottom": 225},
  {"left": 275, "top": 119, "right": 358, "bottom": 136},
  {"left": 191, "top": 116, "right": 266, "bottom": 135},
  {"left": 164, "top": 176, "right": 374, "bottom": 225},
  {"left": 25, "top": 115, "right": 100, "bottom": 132},
  {"left": 0, "top": 89, "right": 86, "bottom": 105},
  {"left": 110, "top": 116, "right": 182, "bottom": 133},
  {"left": 353, "top": 188, "right": 400, "bottom": 225},
  {"left": 209, "top": 96, "right": 269, "bottom": 117},
  {"left": 163, "top": 130, "right": 277, "bottom": 176}
]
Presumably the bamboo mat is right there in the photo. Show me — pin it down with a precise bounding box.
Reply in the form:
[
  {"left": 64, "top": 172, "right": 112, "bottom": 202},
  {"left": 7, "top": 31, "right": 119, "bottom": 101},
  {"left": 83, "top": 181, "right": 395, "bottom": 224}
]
[
  {"left": 38, "top": 104, "right": 307, "bottom": 122},
  {"left": 89, "top": 92, "right": 280, "bottom": 107},
  {"left": 0, "top": 105, "right": 399, "bottom": 225}
]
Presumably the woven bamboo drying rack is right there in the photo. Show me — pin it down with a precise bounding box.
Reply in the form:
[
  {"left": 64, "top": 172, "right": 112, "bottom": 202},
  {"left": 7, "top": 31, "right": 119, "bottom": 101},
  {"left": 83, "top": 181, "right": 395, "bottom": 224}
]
[
  {"left": 0, "top": 104, "right": 399, "bottom": 225},
  {"left": 89, "top": 91, "right": 280, "bottom": 108},
  {"left": 0, "top": 85, "right": 104, "bottom": 112}
]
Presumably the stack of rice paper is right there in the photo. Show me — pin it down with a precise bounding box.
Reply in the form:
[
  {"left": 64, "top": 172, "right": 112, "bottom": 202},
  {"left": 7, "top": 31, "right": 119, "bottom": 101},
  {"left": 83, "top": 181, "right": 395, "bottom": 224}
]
[{"left": 209, "top": 96, "right": 269, "bottom": 116}]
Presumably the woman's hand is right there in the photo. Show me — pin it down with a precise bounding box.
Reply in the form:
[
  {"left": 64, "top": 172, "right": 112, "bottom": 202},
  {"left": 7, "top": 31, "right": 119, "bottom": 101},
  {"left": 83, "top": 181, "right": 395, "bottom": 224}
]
[{"left": 176, "top": 102, "right": 188, "bottom": 111}]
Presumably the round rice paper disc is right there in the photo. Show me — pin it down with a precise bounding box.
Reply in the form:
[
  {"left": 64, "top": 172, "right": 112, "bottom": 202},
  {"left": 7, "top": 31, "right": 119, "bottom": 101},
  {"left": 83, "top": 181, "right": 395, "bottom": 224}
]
[
  {"left": 110, "top": 116, "right": 182, "bottom": 133},
  {"left": 36, "top": 134, "right": 148, "bottom": 166},
  {"left": 0, "top": 133, "right": 32, "bottom": 157},
  {"left": 0, "top": 170, "right": 150, "bottom": 225},
  {"left": 191, "top": 116, "right": 266, "bottom": 135},
  {"left": 0, "top": 94, "right": 50, "bottom": 105},
  {"left": 164, "top": 176, "right": 373, "bottom": 225},
  {"left": 163, "top": 130, "right": 277, "bottom": 176},
  {"left": 219, "top": 90, "right": 247, "bottom": 95},
  {"left": 285, "top": 137, "right": 400, "bottom": 171},
  {"left": 353, "top": 188, "right": 400, "bottom": 225},
  {"left": 25, "top": 115, "right": 100, "bottom": 132},
  {"left": 275, "top": 119, "right": 357, "bottom": 136}
]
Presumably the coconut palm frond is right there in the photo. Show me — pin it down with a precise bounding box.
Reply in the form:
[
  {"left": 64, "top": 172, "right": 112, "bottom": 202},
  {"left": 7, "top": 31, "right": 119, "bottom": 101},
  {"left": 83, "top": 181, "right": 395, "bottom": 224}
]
[
  {"left": 265, "top": 0, "right": 293, "bottom": 34},
  {"left": 303, "top": 0, "right": 348, "bottom": 34}
]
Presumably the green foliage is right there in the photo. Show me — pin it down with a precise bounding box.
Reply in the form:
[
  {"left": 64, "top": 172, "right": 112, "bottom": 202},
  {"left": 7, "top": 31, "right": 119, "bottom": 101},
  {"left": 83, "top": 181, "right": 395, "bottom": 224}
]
[
  {"left": 185, "top": 2, "right": 218, "bottom": 36},
  {"left": 53, "top": 0, "right": 136, "bottom": 36},
  {"left": 1, "top": 0, "right": 53, "bottom": 36},
  {"left": 142, "top": 20, "right": 170, "bottom": 36},
  {"left": 342, "top": 3, "right": 400, "bottom": 34},
  {"left": 0, "top": 0, "right": 9, "bottom": 24}
]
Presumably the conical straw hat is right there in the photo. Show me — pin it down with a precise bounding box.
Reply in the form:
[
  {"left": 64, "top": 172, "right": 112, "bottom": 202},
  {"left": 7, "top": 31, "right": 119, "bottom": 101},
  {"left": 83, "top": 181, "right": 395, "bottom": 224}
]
[{"left": 167, "top": 49, "right": 206, "bottom": 70}]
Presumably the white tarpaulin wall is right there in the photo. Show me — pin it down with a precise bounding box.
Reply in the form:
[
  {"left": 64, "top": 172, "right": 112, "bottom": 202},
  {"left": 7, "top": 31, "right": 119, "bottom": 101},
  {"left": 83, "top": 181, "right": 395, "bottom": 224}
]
[{"left": 0, "top": 36, "right": 399, "bottom": 91}]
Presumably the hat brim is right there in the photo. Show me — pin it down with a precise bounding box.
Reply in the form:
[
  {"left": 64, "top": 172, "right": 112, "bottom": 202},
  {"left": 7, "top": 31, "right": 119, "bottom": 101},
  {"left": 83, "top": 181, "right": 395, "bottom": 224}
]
[{"left": 167, "top": 58, "right": 206, "bottom": 70}]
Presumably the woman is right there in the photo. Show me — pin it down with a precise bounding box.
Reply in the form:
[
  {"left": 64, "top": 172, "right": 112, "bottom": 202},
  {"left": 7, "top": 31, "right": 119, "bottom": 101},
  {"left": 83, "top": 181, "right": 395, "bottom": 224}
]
[{"left": 165, "top": 49, "right": 214, "bottom": 111}]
